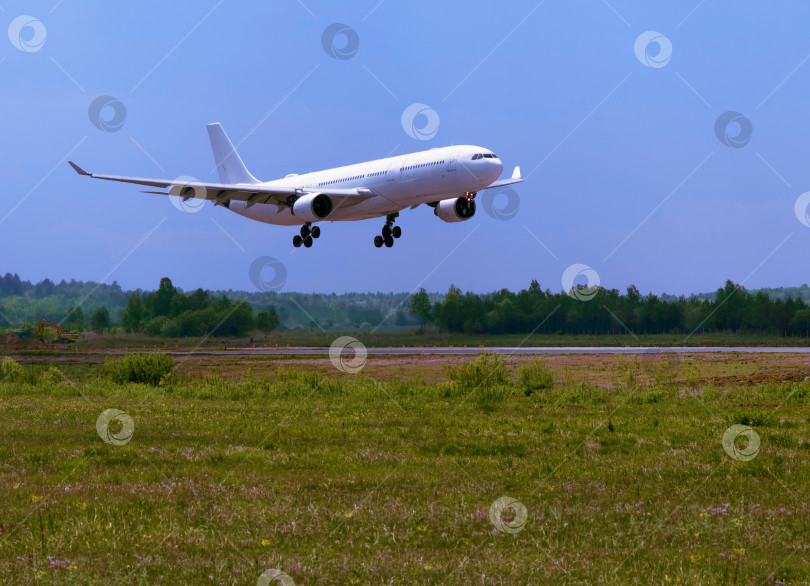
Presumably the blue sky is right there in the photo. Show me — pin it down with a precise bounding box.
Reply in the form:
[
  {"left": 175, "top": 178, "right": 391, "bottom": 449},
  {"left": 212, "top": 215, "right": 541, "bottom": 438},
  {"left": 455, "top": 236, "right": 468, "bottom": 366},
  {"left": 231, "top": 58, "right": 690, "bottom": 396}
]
[{"left": 1, "top": 1, "right": 809, "bottom": 296}]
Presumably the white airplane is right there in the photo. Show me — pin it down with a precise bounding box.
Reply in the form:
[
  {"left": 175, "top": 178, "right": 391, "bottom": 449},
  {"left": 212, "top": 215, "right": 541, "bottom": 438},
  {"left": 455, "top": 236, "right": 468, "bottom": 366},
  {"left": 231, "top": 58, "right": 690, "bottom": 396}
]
[{"left": 69, "top": 123, "right": 523, "bottom": 248}]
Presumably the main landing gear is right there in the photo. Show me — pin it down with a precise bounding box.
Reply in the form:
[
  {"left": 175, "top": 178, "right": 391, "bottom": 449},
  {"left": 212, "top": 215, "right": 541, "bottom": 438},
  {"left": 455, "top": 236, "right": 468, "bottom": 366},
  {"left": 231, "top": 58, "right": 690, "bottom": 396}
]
[
  {"left": 374, "top": 214, "right": 402, "bottom": 248},
  {"left": 293, "top": 222, "right": 321, "bottom": 248}
]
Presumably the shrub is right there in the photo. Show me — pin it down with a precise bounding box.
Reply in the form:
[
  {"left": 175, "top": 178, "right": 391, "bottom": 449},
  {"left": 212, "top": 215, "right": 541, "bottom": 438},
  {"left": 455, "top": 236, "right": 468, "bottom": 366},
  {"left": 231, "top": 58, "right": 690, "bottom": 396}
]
[
  {"left": 445, "top": 352, "right": 510, "bottom": 389},
  {"left": 475, "top": 384, "right": 514, "bottom": 411},
  {"left": 0, "top": 357, "right": 23, "bottom": 382},
  {"left": 105, "top": 353, "right": 175, "bottom": 386},
  {"left": 518, "top": 360, "right": 554, "bottom": 396},
  {"left": 41, "top": 366, "right": 67, "bottom": 385}
]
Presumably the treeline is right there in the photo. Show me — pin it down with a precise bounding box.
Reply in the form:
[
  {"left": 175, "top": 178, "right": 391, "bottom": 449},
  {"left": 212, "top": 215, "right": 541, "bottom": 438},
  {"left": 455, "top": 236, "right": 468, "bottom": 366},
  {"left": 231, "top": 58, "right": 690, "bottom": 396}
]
[
  {"left": 413, "top": 280, "right": 810, "bottom": 336},
  {"left": 0, "top": 272, "right": 438, "bottom": 331},
  {"left": 0, "top": 274, "right": 129, "bottom": 328},
  {"left": 120, "top": 278, "right": 278, "bottom": 337},
  {"left": 206, "top": 290, "right": 437, "bottom": 331}
]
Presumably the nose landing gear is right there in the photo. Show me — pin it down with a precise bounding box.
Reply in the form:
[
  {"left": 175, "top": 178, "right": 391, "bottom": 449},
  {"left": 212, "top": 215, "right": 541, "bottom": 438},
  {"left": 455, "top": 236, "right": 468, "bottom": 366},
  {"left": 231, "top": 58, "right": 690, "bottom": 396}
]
[
  {"left": 374, "top": 214, "right": 401, "bottom": 248},
  {"left": 293, "top": 222, "right": 321, "bottom": 248}
]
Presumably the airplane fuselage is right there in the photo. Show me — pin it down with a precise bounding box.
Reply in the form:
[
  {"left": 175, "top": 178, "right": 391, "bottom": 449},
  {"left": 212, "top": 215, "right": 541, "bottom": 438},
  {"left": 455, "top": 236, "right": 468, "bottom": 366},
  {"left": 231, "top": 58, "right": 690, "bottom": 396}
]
[
  {"left": 229, "top": 145, "right": 503, "bottom": 226},
  {"left": 70, "top": 123, "right": 521, "bottom": 249}
]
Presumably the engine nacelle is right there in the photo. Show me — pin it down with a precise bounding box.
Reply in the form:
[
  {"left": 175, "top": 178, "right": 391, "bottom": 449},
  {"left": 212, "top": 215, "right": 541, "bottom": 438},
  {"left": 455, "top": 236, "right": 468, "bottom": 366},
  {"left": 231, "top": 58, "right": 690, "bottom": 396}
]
[
  {"left": 435, "top": 197, "right": 476, "bottom": 223},
  {"left": 293, "top": 193, "right": 333, "bottom": 221}
]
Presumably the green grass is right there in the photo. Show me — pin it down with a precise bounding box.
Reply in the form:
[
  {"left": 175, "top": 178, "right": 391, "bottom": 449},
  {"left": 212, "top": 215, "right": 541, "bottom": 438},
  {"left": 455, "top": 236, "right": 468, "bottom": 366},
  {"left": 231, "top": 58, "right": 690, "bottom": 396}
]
[{"left": 0, "top": 358, "right": 808, "bottom": 584}]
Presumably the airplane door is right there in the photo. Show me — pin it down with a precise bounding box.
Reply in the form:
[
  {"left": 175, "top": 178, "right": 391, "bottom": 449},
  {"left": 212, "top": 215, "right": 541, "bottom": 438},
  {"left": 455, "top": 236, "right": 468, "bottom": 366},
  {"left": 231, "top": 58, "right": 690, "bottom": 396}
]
[{"left": 447, "top": 151, "right": 458, "bottom": 172}]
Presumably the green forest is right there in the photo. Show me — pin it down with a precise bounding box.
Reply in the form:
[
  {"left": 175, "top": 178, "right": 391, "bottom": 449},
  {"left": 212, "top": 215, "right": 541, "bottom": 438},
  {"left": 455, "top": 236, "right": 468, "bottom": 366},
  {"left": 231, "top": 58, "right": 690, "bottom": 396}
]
[
  {"left": 3, "top": 271, "right": 810, "bottom": 338},
  {"left": 0, "top": 273, "right": 434, "bottom": 335},
  {"left": 414, "top": 280, "right": 810, "bottom": 336}
]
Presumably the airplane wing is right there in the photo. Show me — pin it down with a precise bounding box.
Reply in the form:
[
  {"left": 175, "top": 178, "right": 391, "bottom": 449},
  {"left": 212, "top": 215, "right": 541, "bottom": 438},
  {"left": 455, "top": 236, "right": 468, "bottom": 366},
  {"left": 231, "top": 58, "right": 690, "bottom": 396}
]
[
  {"left": 481, "top": 165, "right": 523, "bottom": 190},
  {"left": 68, "top": 162, "right": 374, "bottom": 210}
]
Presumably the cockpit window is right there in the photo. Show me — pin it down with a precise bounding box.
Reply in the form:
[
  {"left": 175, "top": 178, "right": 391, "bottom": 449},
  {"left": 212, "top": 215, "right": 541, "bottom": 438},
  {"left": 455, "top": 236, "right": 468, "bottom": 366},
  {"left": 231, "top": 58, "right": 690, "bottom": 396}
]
[{"left": 472, "top": 153, "right": 481, "bottom": 160}]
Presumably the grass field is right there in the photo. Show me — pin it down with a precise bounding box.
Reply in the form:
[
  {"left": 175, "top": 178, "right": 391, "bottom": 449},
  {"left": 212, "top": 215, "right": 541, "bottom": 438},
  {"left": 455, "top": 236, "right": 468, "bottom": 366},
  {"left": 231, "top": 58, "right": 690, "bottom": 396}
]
[{"left": 0, "top": 351, "right": 809, "bottom": 584}]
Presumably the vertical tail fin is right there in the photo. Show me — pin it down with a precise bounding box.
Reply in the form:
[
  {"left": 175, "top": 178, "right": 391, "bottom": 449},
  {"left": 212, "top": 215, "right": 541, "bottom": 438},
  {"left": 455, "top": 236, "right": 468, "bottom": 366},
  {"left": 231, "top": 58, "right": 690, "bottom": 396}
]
[{"left": 207, "top": 122, "right": 259, "bottom": 184}]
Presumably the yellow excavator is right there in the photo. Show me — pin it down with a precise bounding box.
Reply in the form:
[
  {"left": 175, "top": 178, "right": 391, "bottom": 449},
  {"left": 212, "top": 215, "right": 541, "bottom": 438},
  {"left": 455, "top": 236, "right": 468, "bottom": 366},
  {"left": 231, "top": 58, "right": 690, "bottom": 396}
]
[{"left": 38, "top": 320, "right": 79, "bottom": 343}]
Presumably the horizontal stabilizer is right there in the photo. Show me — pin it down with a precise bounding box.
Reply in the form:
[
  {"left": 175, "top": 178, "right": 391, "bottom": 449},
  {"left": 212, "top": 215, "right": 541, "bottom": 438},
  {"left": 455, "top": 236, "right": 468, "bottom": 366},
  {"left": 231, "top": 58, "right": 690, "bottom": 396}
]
[{"left": 482, "top": 165, "right": 523, "bottom": 190}]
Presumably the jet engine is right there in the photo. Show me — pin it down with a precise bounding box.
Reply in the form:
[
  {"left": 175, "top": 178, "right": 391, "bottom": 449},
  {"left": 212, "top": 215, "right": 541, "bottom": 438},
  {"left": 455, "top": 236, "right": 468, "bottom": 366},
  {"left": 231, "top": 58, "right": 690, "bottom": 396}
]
[
  {"left": 434, "top": 197, "right": 476, "bottom": 223},
  {"left": 292, "top": 193, "right": 333, "bottom": 221}
]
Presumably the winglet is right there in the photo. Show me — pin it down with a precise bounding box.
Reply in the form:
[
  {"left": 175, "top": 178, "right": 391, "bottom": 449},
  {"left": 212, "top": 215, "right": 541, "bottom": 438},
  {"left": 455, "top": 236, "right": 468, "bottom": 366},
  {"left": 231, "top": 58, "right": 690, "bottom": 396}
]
[
  {"left": 68, "top": 161, "right": 91, "bottom": 176},
  {"left": 511, "top": 165, "right": 521, "bottom": 180}
]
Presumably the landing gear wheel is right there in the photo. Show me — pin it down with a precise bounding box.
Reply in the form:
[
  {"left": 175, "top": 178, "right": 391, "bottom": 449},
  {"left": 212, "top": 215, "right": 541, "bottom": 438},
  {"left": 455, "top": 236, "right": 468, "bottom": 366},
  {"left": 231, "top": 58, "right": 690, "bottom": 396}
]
[
  {"left": 304, "top": 236, "right": 313, "bottom": 248},
  {"left": 293, "top": 235, "right": 303, "bottom": 248},
  {"left": 300, "top": 224, "right": 311, "bottom": 239},
  {"left": 375, "top": 213, "right": 400, "bottom": 247},
  {"left": 310, "top": 225, "right": 320, "bottom": 239}
]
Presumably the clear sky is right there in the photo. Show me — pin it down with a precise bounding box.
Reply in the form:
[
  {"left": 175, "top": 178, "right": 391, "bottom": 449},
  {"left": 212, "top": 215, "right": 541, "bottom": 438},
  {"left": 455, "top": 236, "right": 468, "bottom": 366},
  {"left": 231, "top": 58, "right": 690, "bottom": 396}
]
[{"left": 1, "top": 1, "right": 809, "bottom": 296}]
